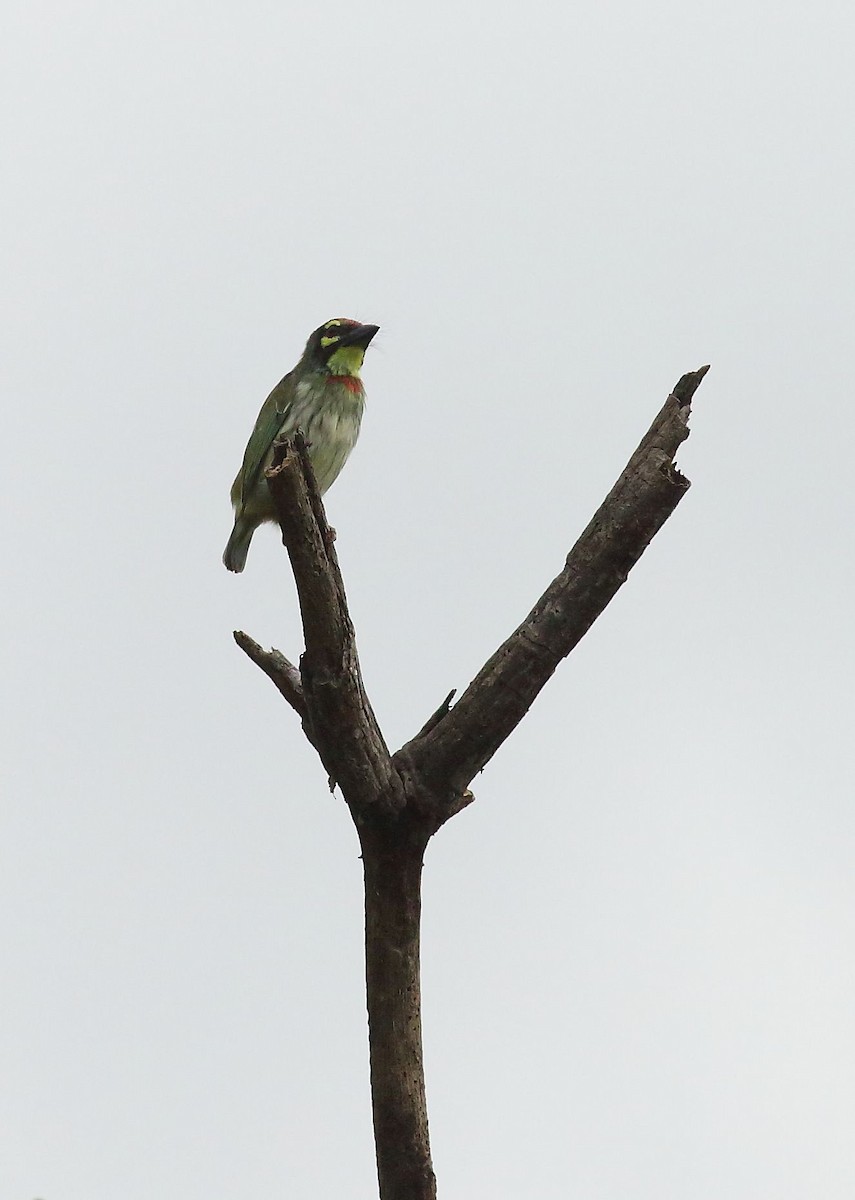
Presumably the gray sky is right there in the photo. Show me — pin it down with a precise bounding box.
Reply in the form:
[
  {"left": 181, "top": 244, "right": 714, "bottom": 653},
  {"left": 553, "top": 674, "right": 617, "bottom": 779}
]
[{"left": 3, "top": 0, "right": 854, "bottom": 1196}]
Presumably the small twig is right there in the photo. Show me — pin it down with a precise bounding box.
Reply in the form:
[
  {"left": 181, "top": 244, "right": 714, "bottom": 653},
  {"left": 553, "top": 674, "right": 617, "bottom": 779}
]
[
  {"left": 412, "top": 689, "right": 457, "bottom": 740},
  {"left": 233, "top": 631, "right": 306, "bottom": 718},
  {"left": 234, "top": 630, "right": 340, "bottom": 787}
]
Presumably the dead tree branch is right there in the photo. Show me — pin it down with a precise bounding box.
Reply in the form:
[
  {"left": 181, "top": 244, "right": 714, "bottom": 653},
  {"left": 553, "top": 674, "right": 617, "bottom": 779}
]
[
  {"left": 261, "top": 433, "right": 405, "bottom": 812},
  {"left": 233, "top": 631, "right": 305, "bottom": 718},
  {"left": 396, "top": 366, "right": 707, "bottom": 799},
  {"left": 233, "top": 366, "right": 709, "bottom": 1200}
]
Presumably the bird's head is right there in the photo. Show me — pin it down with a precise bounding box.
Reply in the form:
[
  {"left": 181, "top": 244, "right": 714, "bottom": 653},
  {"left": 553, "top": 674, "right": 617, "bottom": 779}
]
[{"left": 303, "top": 318, "right": 380, "bottom": 377}]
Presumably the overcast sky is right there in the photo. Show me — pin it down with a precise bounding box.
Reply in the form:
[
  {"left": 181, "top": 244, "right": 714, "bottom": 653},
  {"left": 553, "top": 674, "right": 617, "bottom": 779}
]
[{"left": 3, "top": 1, "right": 855, "bottom": 1197}]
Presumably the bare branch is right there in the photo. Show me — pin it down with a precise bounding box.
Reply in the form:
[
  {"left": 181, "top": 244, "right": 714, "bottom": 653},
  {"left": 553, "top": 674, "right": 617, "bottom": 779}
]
[
  {"left": 233, "top": 630, "right": 306, "bottom": 718},
  {"left": 264, "top": 436, "right": 405, "bottom": 813},
  {"left": 398, "top": 367, "right": 708, "bottom": 794},
  {"left": 233, "top": 629, "right": 340, "bottom": 783}
]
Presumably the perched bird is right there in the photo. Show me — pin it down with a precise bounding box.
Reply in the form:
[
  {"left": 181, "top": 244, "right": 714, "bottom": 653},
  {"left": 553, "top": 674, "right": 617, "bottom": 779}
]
[{"left": 223, "top": 317, "right": 379, "bottom": 572}]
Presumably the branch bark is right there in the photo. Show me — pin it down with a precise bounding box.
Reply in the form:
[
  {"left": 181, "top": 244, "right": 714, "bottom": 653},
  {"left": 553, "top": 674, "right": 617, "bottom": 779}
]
[
  {"left": 233, "top": 631, "right": 305, "bottom": 718},
  {"left": 396, "top": 366, "right": 707, "bottom": 797},
  {"left": 360, "top": 820, "right": 435, "bottom": 1200},
  {"left": 263, "top": 433, "right": 405, "bottom": 813},
  {"left": 234, "top": 366, "right": 708, "bottom": 1199}
]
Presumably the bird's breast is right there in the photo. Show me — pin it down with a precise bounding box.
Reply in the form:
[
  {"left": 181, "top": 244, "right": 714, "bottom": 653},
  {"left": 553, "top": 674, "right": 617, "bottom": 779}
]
[{"left": 290, "top": 375, "right": 365, "bottom": 494}]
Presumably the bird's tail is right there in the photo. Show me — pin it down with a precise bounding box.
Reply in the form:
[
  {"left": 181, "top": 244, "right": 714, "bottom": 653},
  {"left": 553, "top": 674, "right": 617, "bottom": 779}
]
[{"left": 223, "top": 518, "right": 254, "bottom": 573}]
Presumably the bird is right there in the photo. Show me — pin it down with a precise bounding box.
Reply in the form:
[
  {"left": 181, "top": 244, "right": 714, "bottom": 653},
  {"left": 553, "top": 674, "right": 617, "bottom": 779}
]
[{"left": 223, "top": 317, "right": 380, "bottom": 572}]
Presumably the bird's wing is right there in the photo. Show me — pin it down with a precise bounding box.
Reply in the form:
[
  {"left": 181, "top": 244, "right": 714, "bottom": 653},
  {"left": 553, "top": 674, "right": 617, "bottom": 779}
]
[{"left": 237, "top": 370, "right": 297, "bottom": 506}]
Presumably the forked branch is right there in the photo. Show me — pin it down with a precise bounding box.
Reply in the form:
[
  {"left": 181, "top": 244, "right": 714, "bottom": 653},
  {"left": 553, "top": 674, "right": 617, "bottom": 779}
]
[{"left": 233, "top": 365, "right": 709, "bottom": 1200}]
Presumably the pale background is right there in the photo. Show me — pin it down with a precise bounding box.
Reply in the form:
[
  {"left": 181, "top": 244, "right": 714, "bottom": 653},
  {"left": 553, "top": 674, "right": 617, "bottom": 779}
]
[{"left": 3, "top": 1, "right": 854, "bottom": 1197}]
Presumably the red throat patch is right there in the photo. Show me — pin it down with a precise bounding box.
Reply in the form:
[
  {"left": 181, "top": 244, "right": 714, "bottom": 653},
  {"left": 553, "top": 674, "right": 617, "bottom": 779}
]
[{"left": 339, "top": 376, "right": 362, "bottom": 393}]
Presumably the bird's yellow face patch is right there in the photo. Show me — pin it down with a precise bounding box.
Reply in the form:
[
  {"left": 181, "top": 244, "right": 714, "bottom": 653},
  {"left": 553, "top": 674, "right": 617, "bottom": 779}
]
[{"left": 326, "top": 344, "right": 365, "bottom": 376}]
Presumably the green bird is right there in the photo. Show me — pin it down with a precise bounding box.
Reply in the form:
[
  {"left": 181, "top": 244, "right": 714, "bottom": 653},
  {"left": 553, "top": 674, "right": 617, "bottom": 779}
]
[{"left": 223, "top": 317, "right": 380, "bottom": 572}]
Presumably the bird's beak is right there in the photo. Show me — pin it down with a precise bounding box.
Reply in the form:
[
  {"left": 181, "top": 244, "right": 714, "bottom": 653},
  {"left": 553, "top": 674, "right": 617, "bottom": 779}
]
[{"left": 337, "top": 323, "right": 380, "bottom": 348}]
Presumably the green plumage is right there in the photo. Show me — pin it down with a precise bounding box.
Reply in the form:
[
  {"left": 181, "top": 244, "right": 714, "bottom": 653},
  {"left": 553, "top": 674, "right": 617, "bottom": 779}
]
[{"left": 224, "top": 318, "right": 379, "bottom": 573}]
